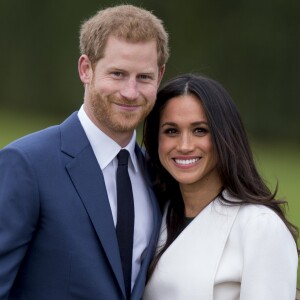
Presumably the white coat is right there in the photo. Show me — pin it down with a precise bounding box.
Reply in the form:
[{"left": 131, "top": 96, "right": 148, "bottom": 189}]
[{"left": 143, "top": 193, "right": 298, "bottom": 300}]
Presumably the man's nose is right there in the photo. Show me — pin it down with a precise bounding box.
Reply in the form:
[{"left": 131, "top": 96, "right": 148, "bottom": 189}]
[{"left": 120, "top": 79, "right": 139, "bottom": 100}]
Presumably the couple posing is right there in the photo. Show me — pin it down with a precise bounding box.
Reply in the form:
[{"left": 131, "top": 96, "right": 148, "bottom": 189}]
[{"left": 0, "top": 4, "right": 298, "bottom": 300}]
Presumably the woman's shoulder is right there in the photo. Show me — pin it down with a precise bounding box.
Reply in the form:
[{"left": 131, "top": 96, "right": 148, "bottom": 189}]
[
  {"left": 220, "top": 191, "right": 292, "bottom": 237},
  {"left": 234, "top": 202, "right": 294, "bottom": 244},
  {"left": 238, "top": 202, "right": 278, "bottom": 218},
  {"left": 222, "top": 190, "right": 283, "bottom": 224}
]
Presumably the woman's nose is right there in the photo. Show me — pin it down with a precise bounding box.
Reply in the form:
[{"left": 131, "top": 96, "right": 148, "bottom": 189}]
[{"left": 177, "top": 134, "right": 194, "bottom": 152}]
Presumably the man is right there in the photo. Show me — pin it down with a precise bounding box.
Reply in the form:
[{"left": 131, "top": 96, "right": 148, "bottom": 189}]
[{"left": 0, "top": 5, "right": 169, "bottom": 300}]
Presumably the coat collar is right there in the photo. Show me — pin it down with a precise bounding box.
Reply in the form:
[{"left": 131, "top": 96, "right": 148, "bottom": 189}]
[{"left": 152, "top": 195, "right": 240, "bottom": 298}]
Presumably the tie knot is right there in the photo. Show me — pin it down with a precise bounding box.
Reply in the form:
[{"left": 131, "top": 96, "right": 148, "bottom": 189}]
[{"left": 117, "top": 149, "right": 130, "bottom": 166}]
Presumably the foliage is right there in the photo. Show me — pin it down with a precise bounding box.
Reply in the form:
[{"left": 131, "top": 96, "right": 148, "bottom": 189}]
[{"left": 0, "top": 0, "right": 299, "bottom": 141}]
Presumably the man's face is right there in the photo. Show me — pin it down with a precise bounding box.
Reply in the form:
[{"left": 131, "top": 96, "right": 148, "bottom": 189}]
[{"left": 80, "top": 36, "right": 165, "bottom": 146}]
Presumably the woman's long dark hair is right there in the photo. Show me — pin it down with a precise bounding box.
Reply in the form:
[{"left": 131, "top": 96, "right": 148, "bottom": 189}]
[{"left": 143, "top": 74, "right": 299, "bottom": 278}]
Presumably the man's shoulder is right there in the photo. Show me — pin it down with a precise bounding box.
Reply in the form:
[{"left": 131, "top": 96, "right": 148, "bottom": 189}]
[{"left": 6, "top": 125, "right": 59, "bottom": 149}]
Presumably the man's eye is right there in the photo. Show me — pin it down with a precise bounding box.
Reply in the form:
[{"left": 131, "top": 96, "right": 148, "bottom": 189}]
[
  {"left": 139, "top": 74, "right": 152, "bottom": 80},
  {"left": 112, "top": 72, "right": 123, "bottom": 77}
]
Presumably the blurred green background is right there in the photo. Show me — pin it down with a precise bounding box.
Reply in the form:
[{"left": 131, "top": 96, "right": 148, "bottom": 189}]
[{"left": 0, "top": 0, "right": 299, "bottom": 287}]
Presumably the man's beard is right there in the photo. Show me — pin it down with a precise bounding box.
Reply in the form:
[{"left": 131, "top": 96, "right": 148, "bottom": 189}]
[{"left": 89, "top": 88, "right": 154, "bottom": 134}]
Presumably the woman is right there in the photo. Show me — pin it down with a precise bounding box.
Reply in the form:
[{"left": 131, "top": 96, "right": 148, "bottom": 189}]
[{"left": 142, "top": 74, "right": 299, "bottom": 299}]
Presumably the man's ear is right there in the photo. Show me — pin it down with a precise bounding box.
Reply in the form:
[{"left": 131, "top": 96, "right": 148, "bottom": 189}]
[
  {"left": 157, "top": 64, "right": 166, "bottom": 86},
  {"left": 78, "top": 55, "right": 93, "bottom": 84}
]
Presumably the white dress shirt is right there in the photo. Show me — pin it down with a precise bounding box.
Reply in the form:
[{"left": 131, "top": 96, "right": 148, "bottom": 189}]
[{"left": 78, "top": 106, "right": 153, "bottom": 289}]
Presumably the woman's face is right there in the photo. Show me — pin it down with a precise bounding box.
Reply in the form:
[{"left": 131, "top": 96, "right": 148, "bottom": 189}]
[{"left": 158, "top": 94, "right": 221, "bottom": 189}]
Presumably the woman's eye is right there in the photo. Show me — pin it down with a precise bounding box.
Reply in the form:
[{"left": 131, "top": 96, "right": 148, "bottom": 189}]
[
  {"left": 194, "top": 127, "right": 208, "bottom": 135},
  {"left": 163, "top": 128, "right": 178, "bottom": 135}
]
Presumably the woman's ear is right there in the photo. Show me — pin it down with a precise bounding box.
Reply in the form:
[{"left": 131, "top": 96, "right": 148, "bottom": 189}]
[{"left": 78, "top": 55, "right": 93, "bottom": 84}]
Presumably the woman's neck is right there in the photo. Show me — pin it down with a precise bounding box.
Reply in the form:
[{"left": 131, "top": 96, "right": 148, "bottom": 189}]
[{"left": 180, "top": 179, "right": 223, "bottom": 218}]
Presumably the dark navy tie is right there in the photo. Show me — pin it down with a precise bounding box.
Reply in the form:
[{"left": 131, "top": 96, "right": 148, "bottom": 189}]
[{"left": 116, "top": 149, "right": 134, "bottom": 300}]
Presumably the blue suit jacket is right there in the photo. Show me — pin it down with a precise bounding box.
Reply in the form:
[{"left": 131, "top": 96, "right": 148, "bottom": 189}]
[{"left": 0, "top": 112, "right": 161, "bottom": 300}]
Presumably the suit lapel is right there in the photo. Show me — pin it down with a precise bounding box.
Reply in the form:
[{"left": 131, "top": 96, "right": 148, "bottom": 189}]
[
  {"left": 60, "top": 113, "right": 125, "bottom": 296},
  {"left": 131, "top": 146, "right": 162, "bottom": 299},
  {"left": 60, "top": 116, "right": 161, "bottom": 299}
]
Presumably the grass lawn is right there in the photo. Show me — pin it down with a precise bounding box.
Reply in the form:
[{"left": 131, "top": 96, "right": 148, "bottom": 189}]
[
  {"left": 0, "top": 109, "right": 64, "bottom": 147},
  {"left": 253, "top": 141, "right": 300, "bottom": 288},
  {"left": 1, "top": 109, "right": 299, "bottom": 287},
  {"left": 253, "top": 142, "right": 300, "bottom": 228},
  {"left": 253, "top": 143, "right": 300, "bottom": 288}
]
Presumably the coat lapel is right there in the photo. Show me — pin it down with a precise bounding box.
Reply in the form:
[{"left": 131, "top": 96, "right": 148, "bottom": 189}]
[
  {"left": 60, "top": 113, "right": 125, "bottom": 296},
  {"left": 154, "top": 198, "right": 240, "bottom": 298}
]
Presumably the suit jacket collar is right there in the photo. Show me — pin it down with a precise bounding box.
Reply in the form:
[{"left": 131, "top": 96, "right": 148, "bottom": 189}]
[
  {"left": 60, "top": 113, "right": 124, "bottom": 293},
  {"left": 60, "top": 113, "right": 161, "bottom": 300},
  {"left": 60, "top": 112, "right": 90, "bottom": 158}
]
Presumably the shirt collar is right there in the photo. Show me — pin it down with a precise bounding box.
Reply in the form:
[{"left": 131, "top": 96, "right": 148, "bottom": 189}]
[{"left": 78, "top": 105, "right": 139, "bottom": 172}]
